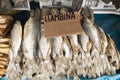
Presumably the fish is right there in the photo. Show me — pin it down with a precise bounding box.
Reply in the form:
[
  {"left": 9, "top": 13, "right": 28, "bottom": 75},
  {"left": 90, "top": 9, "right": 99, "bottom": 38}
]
[
  {"left": 97, "top": 27, "right": 108, "bottom": 57},
  {"left": 78, "top": 31, "right": 92, "bottom": 57},
  {"left": 106, "top": 34, "right": 119, "bottom": 69},
  {"left": 23, "top": 10, "right": 40, "bottom": 79},
  {"left": 81, "top": 16, "right": 101, "bottom": 53},
  {"left": 23, "top": 10, "right": 39, "bottom": 60},
  {"left": 82, "top": 6, "right": 94, "bottom": 23},
  {"left": 50, "top": 8, "right": 63, "bottom": 58},
  {"left": 7, "top": 50, "right": 23, "bottom": 80},
  {"left": 10, "top": 21, "right": 22, "bottom": 58},
  {"left": 67, "top": 35, "right": 79, "bottom": 57},
  {"left": 51, "top": 37, "right": 63, "bottom": 58},
  {"left": 59, "top": 8, "right": 74, "bottom": 59},
  {"left": 7, "top": 21, "right": 22, "bottom": 80},
  {"left": 62, "top": 37, "right": 72, "bottom": 59},
  {"left": 106, "top": 34, "right": 116, "bottom": 58}
]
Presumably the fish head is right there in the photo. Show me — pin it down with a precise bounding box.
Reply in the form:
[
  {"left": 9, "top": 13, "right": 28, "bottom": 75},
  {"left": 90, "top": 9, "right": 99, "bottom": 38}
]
[
  {"left": 82, "top": 16, "right": 93, "bottom": 27},
  {"left": 81, "top": 6, "right": 94, "bottom": 23}
]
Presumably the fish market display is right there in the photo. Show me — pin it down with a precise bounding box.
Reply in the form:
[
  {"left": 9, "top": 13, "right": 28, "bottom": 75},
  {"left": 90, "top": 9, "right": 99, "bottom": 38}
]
[{"left": 5, "top": 6, "right": 120, "bottom": 80}]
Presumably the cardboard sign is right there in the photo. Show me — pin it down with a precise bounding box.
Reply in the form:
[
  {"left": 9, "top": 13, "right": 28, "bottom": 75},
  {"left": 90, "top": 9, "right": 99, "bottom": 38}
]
[{"left": 43, "top": 12, "right": 83, "bottom": 38}]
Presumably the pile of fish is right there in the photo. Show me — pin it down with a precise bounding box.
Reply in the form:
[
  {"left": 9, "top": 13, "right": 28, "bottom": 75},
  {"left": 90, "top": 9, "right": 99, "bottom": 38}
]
[
  {"left": 6, "top": 7, "right": 120, "bottom": 80},
  {"left": 0, "top": 15, "right": 13, "bottom": 78}
]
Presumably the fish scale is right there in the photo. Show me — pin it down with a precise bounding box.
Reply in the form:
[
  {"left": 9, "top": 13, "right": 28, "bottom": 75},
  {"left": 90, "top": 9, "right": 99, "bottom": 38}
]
[{"left": 82, "top": 17, "right": 101, "bottom": 53}]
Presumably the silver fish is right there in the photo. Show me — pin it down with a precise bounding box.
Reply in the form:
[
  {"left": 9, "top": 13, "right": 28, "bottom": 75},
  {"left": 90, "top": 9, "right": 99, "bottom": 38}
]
[
  {"left": 68, "top": 35, "right": 79, "bottom": 57},
  {"left": 81, "top": 17, "right": 101, "bottom": 53},
  {"left": 23, "top": 10, "right": 39, "bottom": 60},
  {"left": 23, "top": 10, "right": 40, "bottom": 79},
  {"left": 97, "top": 27, "right": 108, "bottom": 57},
  {"left": 7, "top": 21, "right": 22, "bottom": 79},
  {"left": 78, "top": 32, "right": 92, "bottom": 57},
  {"left": 78, "top": 43, "right": 86, "bottom": 59},
  {"left": 10, "top": 21, "right": 22, "bottom": 58},
  {"left": 106, "top": 34, "right": 119, "bottom": 69},
  {"left": 51, "top": 37, "right": 63, "bottom": 58}
]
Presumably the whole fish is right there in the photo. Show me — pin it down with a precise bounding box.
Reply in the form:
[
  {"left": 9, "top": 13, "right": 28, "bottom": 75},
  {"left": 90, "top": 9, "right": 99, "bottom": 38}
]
[
  {"left": 106, "top": 34, "right": 119, "bottom": 69},
  {"left": 68, "top": 35, "right": 79, "bottom": 57},
  {"left": 23, "top": 10, "right": 40, "bottom": 79},
  {"left": 8, "top": 21, "right": 22, "bottom": 77},
  {"left": 97, "top": 27, "right": 108, "bottom": 57},
  {"left": 81, "top": 17, "right": 101, "bottom": 53},
  {"left": 78, "top": 31, "right": 92, "bottom": 57},
  {"left": 23, "top": 10, "right": 39, "bottom": 60},
  {"left": 78, "top": 43, "right": 86, "bottom": 59},
  {"left": 106, "top": 34, "right": 116, "bottom": 57},
  {"left": 62, "top": 37, "right": 72, "bottom": 59},
  {"left": 10, "top": 21, "right": 22, "bottom": 58},
  {"left": 51, "top": 37, "right": 63, "bottom": 58}
]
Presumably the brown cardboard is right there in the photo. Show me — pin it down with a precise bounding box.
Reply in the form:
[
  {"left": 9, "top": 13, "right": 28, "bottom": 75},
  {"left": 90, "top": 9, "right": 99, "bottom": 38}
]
[{"left": 43, "top": 12, "right": 83, "bottom": 38}]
